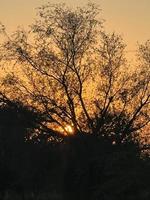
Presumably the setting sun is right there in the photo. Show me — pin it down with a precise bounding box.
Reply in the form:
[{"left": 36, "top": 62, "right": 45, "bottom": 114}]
[{"left": 65, "top": 125, "right": 74, "bottom": 135}]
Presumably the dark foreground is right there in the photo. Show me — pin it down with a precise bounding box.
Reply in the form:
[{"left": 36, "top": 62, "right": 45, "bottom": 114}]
[
  {"left": 0, "top": 100, "right": 150, "bottom": 200},
  {"left": 1, "top": 133, "right": 150, "bottom": 200}
]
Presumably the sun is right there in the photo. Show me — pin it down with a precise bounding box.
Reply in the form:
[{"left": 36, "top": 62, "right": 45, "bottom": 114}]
[{"left": 65, "top": 125, "right": 74, "bottom": 134}]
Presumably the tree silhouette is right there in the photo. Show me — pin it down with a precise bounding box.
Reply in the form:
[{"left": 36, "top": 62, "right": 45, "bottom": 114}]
[
  {"left": 0, "top": 3, "right": 150, "bottom": 199},
  {"left": 0, "top": 93, "right": 62, "bottom": 198},
  {"left": 0, "top": 2, "right": 149, "bottom": 141}
]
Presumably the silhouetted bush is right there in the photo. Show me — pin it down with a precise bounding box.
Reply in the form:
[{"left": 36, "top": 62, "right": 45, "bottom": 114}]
[{"left": 0, "top": 97, "right": 150, "bottom": 200}]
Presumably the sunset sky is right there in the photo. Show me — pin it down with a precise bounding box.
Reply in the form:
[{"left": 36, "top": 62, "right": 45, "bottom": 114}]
[{"left": 0, "top": 0, "right": 150, "bottom": 52}]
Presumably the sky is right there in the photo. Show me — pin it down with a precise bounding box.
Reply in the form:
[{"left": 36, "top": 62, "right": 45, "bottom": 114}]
[{"left": 0, "top": 0, "right": 150, "bottom": 52}]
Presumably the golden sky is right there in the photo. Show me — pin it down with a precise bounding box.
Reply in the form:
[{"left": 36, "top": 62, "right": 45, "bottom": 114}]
[{"left": 0, "top": 0, "right": 150, "bottom": 52}]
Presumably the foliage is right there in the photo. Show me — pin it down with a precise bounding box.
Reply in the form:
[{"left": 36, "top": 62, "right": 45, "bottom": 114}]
[
  {"left": 0, "top": 2, "right": 150, "bottom": 199},
  {"left": 0, "top": 2, "right": 149, "bottom": 140},
  {"left": 0, "top": 100, "right": 149, "bottom": 199}
]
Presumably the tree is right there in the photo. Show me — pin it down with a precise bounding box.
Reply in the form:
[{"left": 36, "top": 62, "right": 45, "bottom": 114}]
[
  {"left": 0, "top": 2, "right": 149, "bottom": 144},
  {"left": 0, "top": 93, "right": 44, "bottom": 194}
]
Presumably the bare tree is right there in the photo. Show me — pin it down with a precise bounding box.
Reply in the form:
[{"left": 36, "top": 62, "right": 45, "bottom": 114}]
[
  {"left": 0, "top": 2, "right": 149, "bottom": 143},
  {"left": 93, "top": 33, "right": 150, "bottom": 144}
]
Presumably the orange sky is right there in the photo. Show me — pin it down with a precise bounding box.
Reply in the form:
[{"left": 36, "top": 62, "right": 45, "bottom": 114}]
[{"left": 0, "top": 0, "right": 150, "bottom": 53}]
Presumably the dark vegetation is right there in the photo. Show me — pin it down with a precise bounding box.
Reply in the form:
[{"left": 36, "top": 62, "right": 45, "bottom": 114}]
[
  {"left": 0, "top": 95, "right": 150, "bottom": 200},
  {"left": 0, "top": 2, "right": 150, "bottom": 200}
]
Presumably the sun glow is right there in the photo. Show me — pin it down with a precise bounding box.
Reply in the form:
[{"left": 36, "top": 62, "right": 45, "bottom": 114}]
[{"left": 65, "top": 125, "right": 74, "bottom": 135}]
